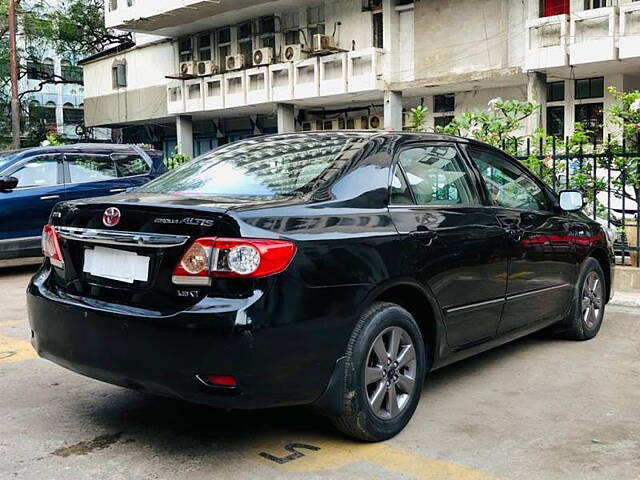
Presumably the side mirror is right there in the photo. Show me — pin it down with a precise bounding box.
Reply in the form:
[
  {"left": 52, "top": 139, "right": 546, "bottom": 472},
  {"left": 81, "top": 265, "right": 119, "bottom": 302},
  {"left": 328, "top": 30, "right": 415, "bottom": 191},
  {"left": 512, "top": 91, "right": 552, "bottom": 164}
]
[
  {"left": 0, "top": 176, "right": 18, "bottom": 191},
  {"left": 559, "top": 190, "right": 584, "bottom": 212}
]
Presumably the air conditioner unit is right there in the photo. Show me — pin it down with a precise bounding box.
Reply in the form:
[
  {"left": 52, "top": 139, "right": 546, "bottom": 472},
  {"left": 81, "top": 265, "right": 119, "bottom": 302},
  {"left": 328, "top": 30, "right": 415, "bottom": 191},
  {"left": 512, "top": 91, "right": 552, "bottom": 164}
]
[
  {"left": 323, "top": 119, "right": 346, "bottom": 131},
  {"left": 313, "top": 34, "right": 338, "bottom": 52},
  {"left": 179, "top": 61, "right": 197, "bottom": 77},
  {"left": 347, "top": 116, "right": 370, "bottom": 129},
  {"left": 301, "top": 120, "right": 321, "bottom": 131},
  {"left": 368, "top": 114, "right": 384, "bottom": 130},
  {"left": 253, "top": 47, "right": 274, "bottom": 66},
  {"left": 196, "top": 60, "right": 218, "bottom": 77},
  {"left": 282, "top": 44, "right": 308, "bottom": 62},
  {"left": 225, "top": 54, "right": 245, "bottom": 72}
]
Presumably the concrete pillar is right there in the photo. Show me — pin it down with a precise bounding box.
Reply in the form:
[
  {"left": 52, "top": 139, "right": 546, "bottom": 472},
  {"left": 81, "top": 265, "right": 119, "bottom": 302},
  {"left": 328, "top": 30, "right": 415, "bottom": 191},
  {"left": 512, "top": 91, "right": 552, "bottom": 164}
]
[
  {"left": 527, "top": 72, "right": 547, "bottom": 135},
  {"left": 176, "top": 115, "right": 194, "bottom": 158},
  {"left": 277, "top": 103, "right": 295, "bottom": 133},
  {"left": 384, "top": 90, "right": 403, "bottom": 131},
  {"left": 382, "top": 0, "right": 401, "bottom": 82}
]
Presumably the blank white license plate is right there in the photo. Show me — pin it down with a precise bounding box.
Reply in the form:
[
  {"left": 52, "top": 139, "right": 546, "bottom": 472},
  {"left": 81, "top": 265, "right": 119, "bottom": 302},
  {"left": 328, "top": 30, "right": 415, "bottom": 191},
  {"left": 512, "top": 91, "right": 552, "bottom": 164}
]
[{"left": 83, "top": 246, "right": 150, "bottom": 284}]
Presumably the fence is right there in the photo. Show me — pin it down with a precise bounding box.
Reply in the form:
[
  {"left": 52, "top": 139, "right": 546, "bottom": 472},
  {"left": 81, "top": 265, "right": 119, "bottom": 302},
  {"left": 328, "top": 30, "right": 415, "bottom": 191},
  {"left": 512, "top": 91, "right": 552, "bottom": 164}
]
[{"left": 504, "top": 134, "right": 640, "bottom": 267}]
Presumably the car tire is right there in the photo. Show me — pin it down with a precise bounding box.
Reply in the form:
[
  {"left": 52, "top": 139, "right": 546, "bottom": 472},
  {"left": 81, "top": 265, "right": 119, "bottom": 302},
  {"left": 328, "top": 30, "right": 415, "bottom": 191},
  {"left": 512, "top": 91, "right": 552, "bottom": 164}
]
[
  {"left": 561, "top": 258, "right": 607, "bottom": 341},
  {"left": 331, "top": 301, "right": 426, "bottom": 442}
]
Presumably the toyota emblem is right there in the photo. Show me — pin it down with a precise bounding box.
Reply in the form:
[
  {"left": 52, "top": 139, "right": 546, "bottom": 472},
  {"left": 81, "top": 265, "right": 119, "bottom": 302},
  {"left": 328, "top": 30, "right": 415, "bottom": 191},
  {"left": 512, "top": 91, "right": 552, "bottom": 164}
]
[{"left": 103, "top": 207, "right": 121, "bottom": 227}]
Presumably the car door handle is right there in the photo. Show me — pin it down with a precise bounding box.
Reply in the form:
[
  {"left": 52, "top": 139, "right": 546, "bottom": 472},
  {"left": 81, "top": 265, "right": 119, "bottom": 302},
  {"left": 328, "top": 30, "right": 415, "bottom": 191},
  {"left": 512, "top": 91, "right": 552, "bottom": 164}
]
[
  {"left": 110, "top": 188, "right": 126, "bottom": 193},
  {"left": 40, "top": 195, "right": 60, "bottom": 201},
  {"left": 504, "top": 227, "right": 523, "bottom": 242},
  {"left": 409, "top": 229, "right": 439, "bottom": 246}
]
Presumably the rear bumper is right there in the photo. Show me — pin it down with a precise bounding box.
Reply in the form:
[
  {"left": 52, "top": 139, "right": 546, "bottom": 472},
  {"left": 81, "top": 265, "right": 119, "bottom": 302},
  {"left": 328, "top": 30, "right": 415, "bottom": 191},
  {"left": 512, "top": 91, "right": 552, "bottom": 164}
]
[{"left": 27, "top": 267, "right": 369, "bottom": 410}]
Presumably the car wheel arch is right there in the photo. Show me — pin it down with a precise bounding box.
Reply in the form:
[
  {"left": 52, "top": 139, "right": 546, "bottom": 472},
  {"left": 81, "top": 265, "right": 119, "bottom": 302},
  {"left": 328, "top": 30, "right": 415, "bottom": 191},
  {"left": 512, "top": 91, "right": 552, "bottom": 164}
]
[
  {"left": 585, "top": 247, "right": 612, "bottom": 302},
  {"left": 364, "top": 279, "right": 445, "bottom": 371}
]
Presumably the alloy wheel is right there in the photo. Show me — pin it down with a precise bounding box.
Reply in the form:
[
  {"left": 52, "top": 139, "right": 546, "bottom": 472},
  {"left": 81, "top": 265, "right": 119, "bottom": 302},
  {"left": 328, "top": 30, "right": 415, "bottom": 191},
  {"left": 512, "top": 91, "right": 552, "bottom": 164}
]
[
  {"left": 582, "top": 271, "right": 603, "bottom": 329},
  {"left": 364, "top": 326, "right": 417, "bottom": 420}
]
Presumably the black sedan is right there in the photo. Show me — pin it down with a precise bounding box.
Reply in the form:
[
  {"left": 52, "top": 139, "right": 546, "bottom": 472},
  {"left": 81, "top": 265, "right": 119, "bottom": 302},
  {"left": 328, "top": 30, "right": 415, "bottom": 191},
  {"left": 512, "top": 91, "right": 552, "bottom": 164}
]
[{"left": 27, "top": 132, "right": 613, "bottom": 441}]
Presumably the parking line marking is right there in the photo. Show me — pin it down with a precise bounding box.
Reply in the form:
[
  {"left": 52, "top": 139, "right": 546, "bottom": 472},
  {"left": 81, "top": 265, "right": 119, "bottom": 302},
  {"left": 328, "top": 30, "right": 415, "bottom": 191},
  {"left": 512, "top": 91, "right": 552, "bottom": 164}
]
[
  {"left": 0, "top": 335, "right": 37, "bottom": 363},
  {"left": 254, "top": 437, "right": 500, "bottom": 479}
]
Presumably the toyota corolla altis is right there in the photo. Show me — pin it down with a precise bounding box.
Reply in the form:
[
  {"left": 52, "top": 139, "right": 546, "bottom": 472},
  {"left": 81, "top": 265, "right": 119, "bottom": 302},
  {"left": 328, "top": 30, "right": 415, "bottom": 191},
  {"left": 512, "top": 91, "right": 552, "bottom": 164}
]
[{"left": 27, "top": 132, "right": 613, "bottom": 441}]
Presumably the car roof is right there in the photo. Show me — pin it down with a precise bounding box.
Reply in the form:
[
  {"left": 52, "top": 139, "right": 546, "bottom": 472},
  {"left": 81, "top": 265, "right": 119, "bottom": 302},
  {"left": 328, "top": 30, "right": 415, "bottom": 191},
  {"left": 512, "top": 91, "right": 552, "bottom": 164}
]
[{"left": 246, "top": 130, "right": 479, "bottom": 145}]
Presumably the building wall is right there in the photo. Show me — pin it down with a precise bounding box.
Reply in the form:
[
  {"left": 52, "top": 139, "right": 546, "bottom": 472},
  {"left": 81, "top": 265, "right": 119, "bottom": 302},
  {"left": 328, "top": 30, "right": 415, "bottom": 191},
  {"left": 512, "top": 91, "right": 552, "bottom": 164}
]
[{"left": 413, "top": 0, "right": 525, "bottom": 80}]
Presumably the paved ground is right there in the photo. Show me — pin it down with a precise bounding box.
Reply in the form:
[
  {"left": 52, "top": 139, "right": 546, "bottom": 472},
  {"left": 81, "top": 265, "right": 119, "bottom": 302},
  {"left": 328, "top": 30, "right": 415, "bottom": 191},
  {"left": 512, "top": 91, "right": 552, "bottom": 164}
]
[{"left": 1, "top": 264, "right": 639, "bottom": 480}]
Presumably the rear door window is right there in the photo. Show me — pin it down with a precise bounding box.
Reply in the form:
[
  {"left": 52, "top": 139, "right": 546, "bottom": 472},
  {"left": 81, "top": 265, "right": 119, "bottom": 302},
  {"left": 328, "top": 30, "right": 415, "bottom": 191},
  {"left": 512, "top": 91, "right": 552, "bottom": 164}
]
[
  {"left": 392, "top": 145, "right": 478, "bottom": 206},
  {"left": 112, "top": 154, "right": 150, "bottom": 177},
  {"left": 66, "top": 154, "right": 118, "bottom": 184}
]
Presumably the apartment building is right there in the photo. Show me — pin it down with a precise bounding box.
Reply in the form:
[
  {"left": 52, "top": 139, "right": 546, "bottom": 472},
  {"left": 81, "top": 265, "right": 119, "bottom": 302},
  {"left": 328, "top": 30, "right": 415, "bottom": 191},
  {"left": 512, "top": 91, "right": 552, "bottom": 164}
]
[
  {"left": 20, "top": 54, "right": 86, "bottom": 139},
  {"left": 80, "top": 0, "right": 640, "bottom": 157}
]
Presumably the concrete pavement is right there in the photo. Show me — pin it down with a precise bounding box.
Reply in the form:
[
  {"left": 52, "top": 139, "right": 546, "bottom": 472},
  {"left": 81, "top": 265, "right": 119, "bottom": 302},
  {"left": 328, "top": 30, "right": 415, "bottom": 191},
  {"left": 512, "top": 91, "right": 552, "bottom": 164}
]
[{"left": 1, "top": 264, "right": 639, "bottom": 480}]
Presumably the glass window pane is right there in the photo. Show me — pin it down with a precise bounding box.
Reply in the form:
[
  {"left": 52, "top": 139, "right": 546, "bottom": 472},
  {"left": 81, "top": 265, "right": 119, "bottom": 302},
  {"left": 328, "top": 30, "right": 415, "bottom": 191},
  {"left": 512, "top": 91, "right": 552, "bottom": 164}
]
[
  {"left": 113, "top": 155, "right": 150, "bottom": 177},
  {"left": 591, "top": 76, "right": 604, "bottom": 98},
  {"left": 546, "top": 106, "right": 564, "bottom": 137},
  {"left": 12, "top": 157, "right": 59, "bottom": 188},
  {"left": 546, "top": 81, "right": 564, "bottom": 102},
  {"left": 575, "top": 79, "right": 590, "bottom": 99},
  {"left": 434, "top": 94, "right": 455, "bottom": 113},
  {"left": 397, "top": 145, "right": 476, "bottom": 205},
  {"left": 67, "top": 155, "right": 118, "bottom": 183},
  {"left": 468, "top": 148, "right": 548, "bottom": 211},
  {"left": 390, "top": 167, "right": 413, "bottom": 204}
]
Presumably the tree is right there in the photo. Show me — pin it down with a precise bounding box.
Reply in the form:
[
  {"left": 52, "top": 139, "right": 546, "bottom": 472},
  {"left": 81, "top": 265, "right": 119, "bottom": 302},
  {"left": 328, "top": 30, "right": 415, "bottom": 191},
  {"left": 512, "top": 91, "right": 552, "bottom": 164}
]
[{"left": 1, "top": 0, "right": 131, "bottom": 146}]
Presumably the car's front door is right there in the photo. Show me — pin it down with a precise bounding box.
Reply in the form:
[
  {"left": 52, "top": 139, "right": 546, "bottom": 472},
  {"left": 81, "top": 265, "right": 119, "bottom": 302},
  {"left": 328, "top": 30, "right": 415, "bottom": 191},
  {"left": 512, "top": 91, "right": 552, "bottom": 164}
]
[
  {"left": 0, "top": 154, "right": 65, "bottom": 255},
  {"left": 465, "top": 145, "right": 577, "bottom": 334},
  {"left": 388, "top": 142, "right": 509, "bottom": 348}
]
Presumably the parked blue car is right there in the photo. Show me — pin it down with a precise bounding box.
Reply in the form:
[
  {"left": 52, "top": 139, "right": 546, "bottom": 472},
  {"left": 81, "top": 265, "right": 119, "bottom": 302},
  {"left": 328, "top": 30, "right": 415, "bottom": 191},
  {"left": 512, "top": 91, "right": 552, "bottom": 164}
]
[{"left": 0, "top": 144, "right": 165, "bottom": 260}]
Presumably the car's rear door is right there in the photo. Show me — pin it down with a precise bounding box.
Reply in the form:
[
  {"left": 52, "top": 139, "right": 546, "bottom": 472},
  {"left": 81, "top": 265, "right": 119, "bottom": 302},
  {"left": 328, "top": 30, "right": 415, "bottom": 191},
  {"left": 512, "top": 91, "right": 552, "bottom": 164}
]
[
  {"left": 63, "top": 152, "right": 122, "bottom": 201},
  {"left": 388, "top": 141, "right": 509, "bottom": 348},
  {"left": 464, "top": 145, "right": 577, "bottom": 334},
  {"left": 0, "top": 153, "right": 65, "bottom": 253}
]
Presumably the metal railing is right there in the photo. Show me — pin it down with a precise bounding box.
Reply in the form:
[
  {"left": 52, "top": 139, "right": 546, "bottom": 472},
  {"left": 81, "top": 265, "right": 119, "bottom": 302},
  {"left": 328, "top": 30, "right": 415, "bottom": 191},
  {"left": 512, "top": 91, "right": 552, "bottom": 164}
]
[{"left": 504, "top": 134, "right": 640, "bottom": 267}]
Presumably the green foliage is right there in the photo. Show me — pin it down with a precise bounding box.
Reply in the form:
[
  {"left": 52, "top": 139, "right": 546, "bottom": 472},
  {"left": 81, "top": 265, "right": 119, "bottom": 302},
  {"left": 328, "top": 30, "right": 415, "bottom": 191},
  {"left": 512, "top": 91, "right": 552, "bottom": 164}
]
[
  {"left": 164, "top": 150, "right": 192, "bottom": 170},
  {"left": 45, "top": 133, "right": 64, "bottom": 146},
  {"left": 408, "top": 105, "right": 428, "bottom": 132},
  {"left": 433, "top": 97, "right": 539, "bottom": 154}
]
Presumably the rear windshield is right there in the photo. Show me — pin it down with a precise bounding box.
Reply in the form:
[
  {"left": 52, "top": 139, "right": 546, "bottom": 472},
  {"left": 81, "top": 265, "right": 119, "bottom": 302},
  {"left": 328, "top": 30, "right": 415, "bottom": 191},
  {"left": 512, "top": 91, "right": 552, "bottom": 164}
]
[{"left": 139, "top": 134, "right": 369, "bottom": 197}]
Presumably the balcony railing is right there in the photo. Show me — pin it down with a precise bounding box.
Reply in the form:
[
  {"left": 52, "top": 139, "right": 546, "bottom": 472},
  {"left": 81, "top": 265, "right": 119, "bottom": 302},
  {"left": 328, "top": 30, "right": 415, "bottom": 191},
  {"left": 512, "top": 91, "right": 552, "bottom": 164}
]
[
  {"left": 525, "top": 14, "right": 570, "bottom": 70},
  {"left": 165, "top": 49, "right": 386, "bottom": 115},
  {"left": 569, "top": 6, "right": 618, "bottom": 64},
  {"left": 619, "top": 2, "right": 640, "bottom": 59}
]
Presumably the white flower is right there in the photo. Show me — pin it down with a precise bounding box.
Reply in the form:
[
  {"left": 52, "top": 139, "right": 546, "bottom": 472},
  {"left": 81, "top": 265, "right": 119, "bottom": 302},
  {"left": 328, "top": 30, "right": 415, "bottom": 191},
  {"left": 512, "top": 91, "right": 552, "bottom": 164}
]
[
  {"left": 630, "top": 98, "right": 640, "bottom": 112},
  {"left": 469, "top": 125, "right": 480, "bottom": 137},
  {"left": 488, "top": 98, "right": 500, "bottom": 112}
]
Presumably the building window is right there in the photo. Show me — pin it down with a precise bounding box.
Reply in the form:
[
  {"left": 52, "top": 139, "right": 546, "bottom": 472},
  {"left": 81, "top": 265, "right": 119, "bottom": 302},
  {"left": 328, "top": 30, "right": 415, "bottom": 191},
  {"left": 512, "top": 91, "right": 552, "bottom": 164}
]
[
  {"left": 197, "top": 34, "right": 212, "bottom": 61},
  {"left": 575, "top": 103, "right": 604, "bottom": 141},
  {"left": 27, "top": 59, "right": 55, "bottom": 80},
  {"left": 108, "top": 0, "right": 117, "bottom": 12},
  {"left": 63, "top": 103, "right": 83, "bottom": 125},
  {"left": 43, "top": 102, "right": 57, "bottom": 124},
  {"left": 112, "top": 62, "right": 127, "bottom": 88},
  {"left": 434, "top": 94, "right": 455, "bottom": 113},
  {"left": 307, "top": 5, "right": 326, "bottom": 39},
  {"left": 584, "top": 0, "right": 609, "bottom": 9},
  {"left": 546, "top": 106, "right": 565, "bottom": 137},
  {"left": 282, "top": 11, "right": 300, "bottom": 45},
  {"left": 179, "top": 37, "right": 193, "bottom": 62},
  {"left": 238, "top": 22, "right": 254, "bottom": 67},
  {"left": 575, "top": 77, "right": 604, "bottom": 100},
  {"left": 541, "top": 0, "right": 569, "bottom": 17},
  {"left": 217, "top": 28, "right": 231, "bottom": 71},
  {"left": 372, "top": 12, "right": 383, "bottom": 48},
  {"left": 546, "top": 81, "right": 564, "bottom": 102},
  {"left": 434, "top": 115, "right": 455, "bottom": 129},
  {"left": 61, "top": 60, "right": 83, "bottom": 84}
]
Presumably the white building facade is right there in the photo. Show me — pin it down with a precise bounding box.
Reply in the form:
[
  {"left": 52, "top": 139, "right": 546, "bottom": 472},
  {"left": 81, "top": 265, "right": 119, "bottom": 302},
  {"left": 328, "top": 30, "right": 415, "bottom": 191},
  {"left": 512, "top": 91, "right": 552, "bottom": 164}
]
[{"left": 80, "top": 0, "right": 640, "bottom": 156}]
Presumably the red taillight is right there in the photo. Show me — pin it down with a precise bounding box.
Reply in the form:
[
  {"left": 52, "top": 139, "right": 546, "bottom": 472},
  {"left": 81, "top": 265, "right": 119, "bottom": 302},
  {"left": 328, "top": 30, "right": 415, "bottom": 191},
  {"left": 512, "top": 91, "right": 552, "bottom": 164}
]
[
  {"left": 172, "top": 237, "right": 296, "bottom": 285},
  {"left": 205, "top": 375, "right": 237, "bottom": 387},
  {"left": 42, "top": 224, "right": 64, "bottom": 268}
]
